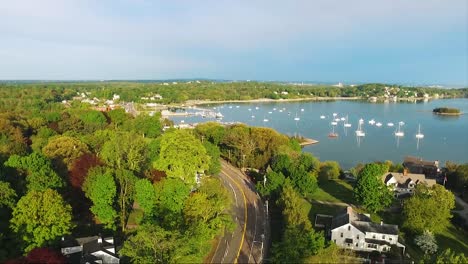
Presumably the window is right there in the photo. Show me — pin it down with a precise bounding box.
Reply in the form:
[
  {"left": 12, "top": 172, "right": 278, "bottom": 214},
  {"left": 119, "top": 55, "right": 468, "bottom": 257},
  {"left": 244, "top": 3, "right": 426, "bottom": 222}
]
[
  {"left": 340, "top": 233, "right": 343, "bottom": 238},
  {"left": 357, "top": 235, "right": 360, "bottom": 239},
  {"left": 333, "top": 239, "right": 336, "bottom": 243},
  {"left": 389, "top": 237, "right": 392, "bottom": 241},
  {"left": 348, "top": 226, "right": 351, "bottom": 231},
  {"left": 355, "top": 243, "right": 358, "bottom": 247},
  {"left": 382, "top": 235, "right": 386, "bottom": 239},
  {"left": 373, "top": 235, "right": 376, "bottom": 239}
]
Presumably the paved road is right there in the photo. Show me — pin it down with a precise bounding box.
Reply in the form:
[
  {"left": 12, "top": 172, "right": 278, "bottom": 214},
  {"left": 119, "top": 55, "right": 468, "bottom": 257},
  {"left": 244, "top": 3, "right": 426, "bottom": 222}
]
[{"left": 211, "top": 161, "right": 268, "bottom": 264}]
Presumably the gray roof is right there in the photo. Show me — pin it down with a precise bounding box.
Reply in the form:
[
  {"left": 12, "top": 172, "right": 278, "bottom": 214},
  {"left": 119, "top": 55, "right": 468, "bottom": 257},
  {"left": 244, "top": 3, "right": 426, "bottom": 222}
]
[
  {"left": 331, "top": 207, "right": 399, "bottom": 235},
  {"left": 382, "top": 172, "right": 436, "bottom": 188},
  {"left": 353, "top": 221, "right": 399, "bottom": 235}
]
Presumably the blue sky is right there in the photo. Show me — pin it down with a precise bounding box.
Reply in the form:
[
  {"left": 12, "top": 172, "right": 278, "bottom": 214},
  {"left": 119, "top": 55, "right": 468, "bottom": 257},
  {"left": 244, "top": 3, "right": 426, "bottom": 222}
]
[{"left": 0, "top": 0, "right": 467, "bottom": 86}]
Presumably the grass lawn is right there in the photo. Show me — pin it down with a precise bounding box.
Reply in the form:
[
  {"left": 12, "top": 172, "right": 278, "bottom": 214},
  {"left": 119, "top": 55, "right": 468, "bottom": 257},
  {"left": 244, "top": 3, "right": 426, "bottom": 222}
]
[{"left": 307, "top": 179, "right": 354, "bottom": 203}]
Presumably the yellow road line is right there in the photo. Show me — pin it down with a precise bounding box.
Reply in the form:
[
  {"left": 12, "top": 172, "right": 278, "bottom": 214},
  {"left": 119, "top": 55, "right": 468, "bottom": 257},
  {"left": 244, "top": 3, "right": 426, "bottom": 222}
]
[{"left": 222, "top": 168, "right": 247, "bottom": 264}]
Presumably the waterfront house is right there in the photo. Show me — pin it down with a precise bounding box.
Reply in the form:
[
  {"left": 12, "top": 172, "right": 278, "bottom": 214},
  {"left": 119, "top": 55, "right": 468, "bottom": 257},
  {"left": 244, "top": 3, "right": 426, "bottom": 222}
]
[
  {"left": 61, "top": 235, "right": 119, "bottom": 263},
  {"left": 382, "top": 170, "right": 436, "bottom": 198},
  {"left": 403, "top": 156, "right": 440, "bottom": 177},
  {"left": 317, "top": 207, "right": 405, "bottom": 253}
]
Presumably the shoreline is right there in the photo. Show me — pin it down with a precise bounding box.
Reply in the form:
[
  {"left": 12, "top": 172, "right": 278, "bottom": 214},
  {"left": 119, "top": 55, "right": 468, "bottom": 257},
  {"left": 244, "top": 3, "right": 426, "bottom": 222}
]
[
  {"left": 186, "top": 97, "right": 361, "bottom": 105},
  {"left": 299, "top": 138, "right": 319, "bottom": 146},
  {"left": 433, "top": 112, "right": 463, "bottom": 116}
]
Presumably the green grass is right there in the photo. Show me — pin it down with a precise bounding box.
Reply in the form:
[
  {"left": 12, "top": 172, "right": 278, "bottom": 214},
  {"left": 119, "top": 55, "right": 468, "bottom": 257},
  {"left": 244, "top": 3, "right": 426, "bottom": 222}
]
[
  {"left": 309, "top": 202, "right": 347, "bottom": 222},
  {"left": 307, "top": 179, "right": 354, "bottom": 203},
  {"left": 454, "top": 200, "right": 464, "bottom": 211}
]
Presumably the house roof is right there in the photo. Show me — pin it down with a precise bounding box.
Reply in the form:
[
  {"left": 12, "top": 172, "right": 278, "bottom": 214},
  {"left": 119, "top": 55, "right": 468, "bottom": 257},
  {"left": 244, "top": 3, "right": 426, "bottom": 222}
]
[
  {"left": 403, "top": 156, "right": 438, "bottom": 167},
  {"left": 331, "top": 207, "right": 370, "bottom": 230},
  {"left": 61, "top": 236, "right": 119, "bottom": 264},
  {"left": 382, "top": 172, "right": 436, "bottom": 188},
  {"left": 353, "top": 221, "right": 399, "bottom": 235},
  {"left": 331, "top": 207, "right": 399, "bottom": 235}
]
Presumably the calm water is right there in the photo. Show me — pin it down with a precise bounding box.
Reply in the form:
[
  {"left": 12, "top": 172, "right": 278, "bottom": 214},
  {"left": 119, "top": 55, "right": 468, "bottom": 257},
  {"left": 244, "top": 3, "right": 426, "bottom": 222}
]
[{"left": 171, "top": 99, "right": 468, "bottom": 169}]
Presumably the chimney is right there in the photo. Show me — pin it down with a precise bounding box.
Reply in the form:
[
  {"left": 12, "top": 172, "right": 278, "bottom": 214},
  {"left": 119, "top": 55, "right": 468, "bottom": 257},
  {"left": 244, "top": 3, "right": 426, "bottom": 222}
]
[
  {"left": 346, "top": 206, "right": 353, "bottom": 215},
  {"left": 403, "top": 168, "right": 408, "bottom": 176},
  {"left": 380, "top": 221, "right": 383, "bottom": 226}
]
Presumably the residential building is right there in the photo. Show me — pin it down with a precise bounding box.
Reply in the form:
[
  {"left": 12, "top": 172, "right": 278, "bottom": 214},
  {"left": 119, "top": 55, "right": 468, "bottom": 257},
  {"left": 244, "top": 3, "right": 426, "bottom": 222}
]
[
  {"left": 61, "top": 235, "right": 119, "bottom": 264},
  {"left": 316, "top": 207, "right": 405, "bottom": 253},
  {"left": 382, "top": 170, "right": 436, "bottom": 198},
  {"left": 403, "top": 156, "right": 440, "bottom": 177}
]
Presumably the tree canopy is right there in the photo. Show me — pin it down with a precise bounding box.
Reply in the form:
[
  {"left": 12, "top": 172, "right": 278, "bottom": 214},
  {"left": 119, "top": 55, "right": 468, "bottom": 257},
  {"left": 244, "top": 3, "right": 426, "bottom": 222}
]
[
  {"left": 353, "top": 163, "right": 393, "bottom": 212},
  {"left": 155, "top": 130, "right": 210, "bottom": 186},
  {"left": 10, "top": 189, "right": 73, "bottom": 252},
  {"left": 403, "top": 184, "right": 455, "bottom": 234}
]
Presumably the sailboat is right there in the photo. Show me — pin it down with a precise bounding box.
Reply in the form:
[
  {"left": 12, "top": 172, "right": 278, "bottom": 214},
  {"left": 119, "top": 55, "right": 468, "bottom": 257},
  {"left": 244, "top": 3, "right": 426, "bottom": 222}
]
[
  {"left": 356, "top": 121, "right": 365, "bottom": 137},
  {"left": 375, "top": 122, "right": 382, "bottom": 127},
  {"left": 416, "top": 124, "right": 424, "bottom": 139},
  {"left": 368, "top": 119, "right": 376, "bottom": 125},
  {"left": 294, "top": 112, "right": 300, "bottom": 121},
  {"left": 344, "top": 115, "right": 352, "bottom": 128},
  {"left": 320, "top": 115, "right": 326, "bottom": 119},
  {"left": 331, "top": 121, "right": 338, "bottom": 126},
  {"left": 328, "top": 124, "right": 338, "bottom": 138},
  {"left": 387, "top": 122, "right": 394, "bottom": 127},
  {"left": 394, "top": 122, "right": 404, "bottom": 137}
]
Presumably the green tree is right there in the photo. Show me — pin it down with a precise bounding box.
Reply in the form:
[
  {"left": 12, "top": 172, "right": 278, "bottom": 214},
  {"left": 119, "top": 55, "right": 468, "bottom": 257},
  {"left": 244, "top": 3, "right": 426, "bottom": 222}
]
[
  {"left": 115, "top": 169, "right": 137, "bottom": 231},
  {"left": 203, "top": 142, "right": 221, "bottom": 175},
  {"left": 82, "top": 167, "right": 117, "bottom": 229},
  {"left": 319, "top": 161, "right": 341, "bottom": 181},
  {"left": 4, "top": 152, "right": 64, "bottom": 191},
  {"left": 10, "top": 189, "right": 73, "bottom": 252},
  {"left": 290, "top": 168, "right": 318, "bottom": 196},
  {"left": 42, "top": 135, "right": 90, "bottom": 170},
  {"left": 353, "top": 163, "right": 393, "bottom": 212},
  {"left": 403, "top": 184, "right": 455, "bottom": 234},
  {"left": 305, "top": 243, "right": 357, "bottom": 263},
  {"left": 271, "top": 226, "right": 325, "bottom": 263},
  {"left": 0, "top": 181, "right": 16, "bottom": 208},
  {"left": 79, "top": 110, "right": 107, "bottom": 132},
  {"left": 108, "top": 108, "right": 129, "bottom": 128},
  {"left": 154, "top": 178, "right": 191, "bottom": 228},
  {"left": 194, "top": 122, "right": 226, "bottom": 145},
  {"left": 278, "top": 181, "right": 312, "bottom": 229},
  {"left": 257, "top": 170, "right": 285, "bottom": 198},
  {"left": 436, "top": 249, "right": 467, "bottom": 264},
  {"left": 100, "top": 132, "right": 148, "bottom": 172},
  {"left": 271, "top": 154, "right": 293, "bottom": 176},
  {"left": 155, "top": 130, "right": 210, "bottom": 185},
  {"left": 134, "top": 179, "right": 156, "bottom": 219},
  {"left": 183, "top": 177, "right": 232, "bottom": 234},
  {"left": 120, "top": 224, "right": 184, "bottom": 264},
  {"left": 296, "top": 153, "right": 320, "bottom": 173},
  {"left": 127, "top": 113, "right": 162, "bottom": 138}
]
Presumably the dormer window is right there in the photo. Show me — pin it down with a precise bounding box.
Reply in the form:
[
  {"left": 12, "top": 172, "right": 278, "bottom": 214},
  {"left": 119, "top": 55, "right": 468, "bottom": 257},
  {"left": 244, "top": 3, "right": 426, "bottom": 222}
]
[{"left": 348, "top": 226, "right": 351, "bottom": 231}]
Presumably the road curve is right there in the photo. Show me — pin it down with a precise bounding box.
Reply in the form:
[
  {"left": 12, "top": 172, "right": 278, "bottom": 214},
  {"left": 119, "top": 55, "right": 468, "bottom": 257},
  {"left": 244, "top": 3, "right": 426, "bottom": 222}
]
[{"left": 211, "top": 160, "right": 268, "bottom": 264}]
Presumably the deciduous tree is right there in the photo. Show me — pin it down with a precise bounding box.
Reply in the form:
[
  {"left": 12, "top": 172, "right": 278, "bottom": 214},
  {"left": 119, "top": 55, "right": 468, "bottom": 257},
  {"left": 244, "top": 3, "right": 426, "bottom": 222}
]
[
  {"left": 82, "top": 167, "right": 117, "bottom": 229},
  {"left": 353, "top": 163, "right": 393, "bottom": 212},
  {"left": 134, "top": 179, "right": 156, "bottom": 218},
  {"left": 100, "top": 132, "right": 148, "bottom": 172},
  {"left": 319, "top": 161, "right": 341, "bottom": 181},
  {"left": 43, "top": 135, "right": 90, "bottom": 170},
  {"left": 403, "top": 184, "right": 455, "bottom": 234},
  {"left": 155, "top": 130, "right": 210, "bottom": 185},
  {"left": 10, "top": 189, "right": 73, "bottom": 252},
  {"left": 0, "top": 181, "right": 16, "bottom": 208}
]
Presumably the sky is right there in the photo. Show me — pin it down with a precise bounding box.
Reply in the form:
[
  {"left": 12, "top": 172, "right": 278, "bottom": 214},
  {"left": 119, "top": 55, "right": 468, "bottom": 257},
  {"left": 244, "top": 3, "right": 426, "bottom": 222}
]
[{"left": 0, "top": 0, "right": 467, "bottom": 86}]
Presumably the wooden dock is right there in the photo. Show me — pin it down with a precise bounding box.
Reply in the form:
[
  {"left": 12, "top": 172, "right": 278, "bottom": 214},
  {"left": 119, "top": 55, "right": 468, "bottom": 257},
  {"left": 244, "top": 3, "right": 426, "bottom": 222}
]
[{"left": 298, "top": 137, "right": 319, "bottom": 146}]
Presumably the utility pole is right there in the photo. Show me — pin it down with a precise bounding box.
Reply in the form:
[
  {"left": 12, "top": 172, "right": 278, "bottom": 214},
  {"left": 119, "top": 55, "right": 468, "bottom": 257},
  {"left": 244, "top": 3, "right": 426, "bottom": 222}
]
[{"left": 242, "top": 154, "right": 246, "bottom": 171}]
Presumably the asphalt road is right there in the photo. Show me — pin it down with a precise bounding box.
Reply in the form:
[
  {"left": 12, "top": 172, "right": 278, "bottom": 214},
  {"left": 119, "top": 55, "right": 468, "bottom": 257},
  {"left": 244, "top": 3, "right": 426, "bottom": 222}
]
[{"left": 210, "top": 160, "right": 268, "bottom": 264}]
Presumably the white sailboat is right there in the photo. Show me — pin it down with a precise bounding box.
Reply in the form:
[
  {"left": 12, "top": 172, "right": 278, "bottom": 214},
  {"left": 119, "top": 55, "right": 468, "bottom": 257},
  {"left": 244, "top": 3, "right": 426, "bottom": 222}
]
[
  {"left": 340, "top": 117, "right": 346, "bottom": 121},
  {"left": 333, "top": 113, "right": 338, "bottom": 117},
  {"left": 416, "top": 124, "right": 424, "bottom": 139},
  {"left": 344, "top": 115, "right": 352, "bottom": 128},
  {"left": 376, "top": 122, "right": 382, "bottom": 127},
  {"left": 301, "top": 108, "right": 305, "bottom": 112},
  {"left": 368, "top": 119, "right": 376, "bottom": 125},
  {"left": 394, "top": 123, "right": 404, "bottom": 137},
  {"left": 320, "top": 115, "right": 326, "bottom": 119},
  {"left": 387, "top": 122, "right": 394, "bottom": 127},
  {"left": 263, "top": 118, "right": 269, "bottom": 122},
  {"left": 356, "top": 121, "right": 365, "bottom": 137},
  {"left": 331, "top": 121, "right": 338, "bottom": 126},
  {"left": 294, "top": 112, "right": 300, "bottom": 121}
]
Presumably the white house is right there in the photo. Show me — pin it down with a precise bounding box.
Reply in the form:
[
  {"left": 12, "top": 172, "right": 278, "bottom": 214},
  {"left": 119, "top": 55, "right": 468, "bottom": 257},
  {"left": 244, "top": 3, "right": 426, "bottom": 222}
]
[
  {"left": 382, "top": 170, "right": 436, "bottom": 198},
  {"left": 326, "top": 207, "right": 404, "bottom": 253}
]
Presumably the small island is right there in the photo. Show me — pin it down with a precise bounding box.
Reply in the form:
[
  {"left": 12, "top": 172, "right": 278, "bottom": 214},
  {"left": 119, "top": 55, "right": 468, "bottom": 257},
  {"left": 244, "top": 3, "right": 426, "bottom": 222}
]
[{"left": 433, "top": 107, "right": 462, "bottom": 116}]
